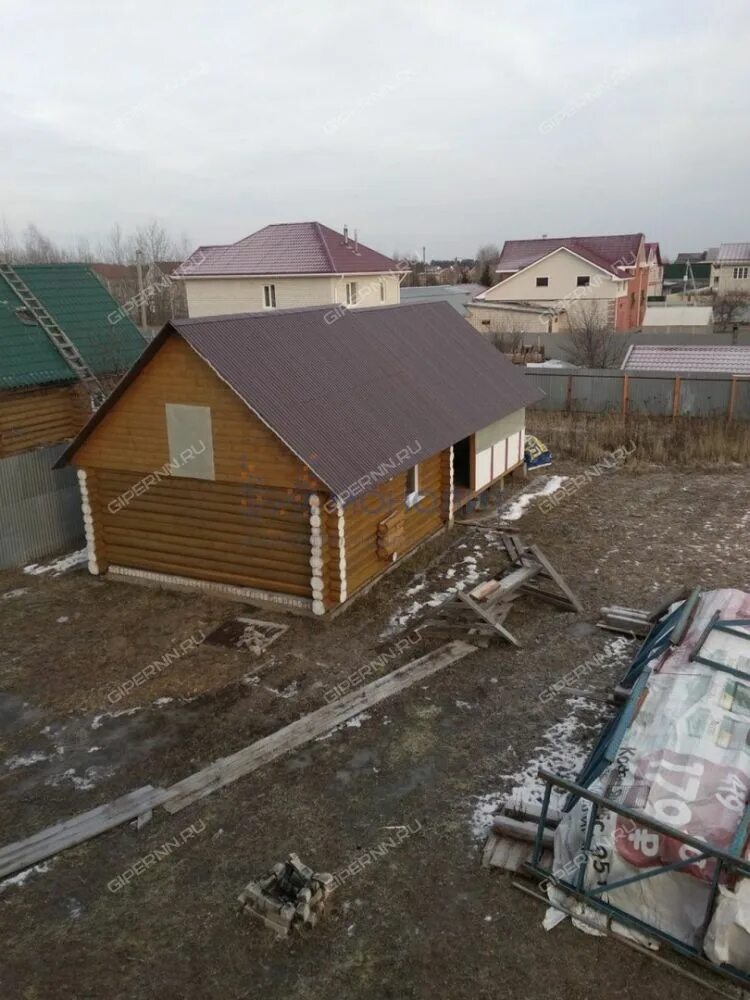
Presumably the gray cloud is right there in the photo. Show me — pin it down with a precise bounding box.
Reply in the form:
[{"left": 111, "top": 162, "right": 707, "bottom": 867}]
[{"left": 2, "top": 0, "right": 749, "bottom": 258}]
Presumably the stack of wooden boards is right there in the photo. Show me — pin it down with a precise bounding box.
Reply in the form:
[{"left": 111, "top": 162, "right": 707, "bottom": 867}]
[{"left": 397, "top": 532, "right": 583, "bottom": 647}]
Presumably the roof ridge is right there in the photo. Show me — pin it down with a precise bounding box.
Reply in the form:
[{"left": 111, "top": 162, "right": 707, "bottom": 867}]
[{"left": 314, "top": 221, "right": 336, "bottom": 272}]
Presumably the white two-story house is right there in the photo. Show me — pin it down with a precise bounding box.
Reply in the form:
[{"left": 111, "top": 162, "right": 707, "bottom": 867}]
[
  {"left": 174, "top": 222, "right": 403, "bottom": 317},
  {"left": 711, "top": 243, "right": 750, "bottom": 295},
  {"left": 467, "top": 233, "right": 649, "bottom": 335}
]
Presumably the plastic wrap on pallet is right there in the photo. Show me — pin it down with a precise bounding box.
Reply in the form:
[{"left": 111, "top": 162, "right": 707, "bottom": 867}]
[{"left": 550, "top": 588, "right": 750, "bottom": 974}]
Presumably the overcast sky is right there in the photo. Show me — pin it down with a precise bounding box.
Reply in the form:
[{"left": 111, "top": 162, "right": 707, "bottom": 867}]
[{"left": 3, "top": 0, "right": 748, "bottom": 260}]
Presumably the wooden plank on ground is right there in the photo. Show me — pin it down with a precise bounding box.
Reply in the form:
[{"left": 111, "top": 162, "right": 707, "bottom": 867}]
[
  {"left": 0, "top": 786, "right": 172, "bottom": 880},
  {"left": 528, "top": 544, "right": 584, "bottom": 613},
  {"left": 162, "top": 640, "right": 477, "bottom": 815},
  {"left": 458, "top": 593, "right": 520, "bottom": 647},
  {"left": 485, "top": 564, "right": 540, "bottom": 603},
  {"left": 520, "top": 583, "right": 581, "bottom": 611}
]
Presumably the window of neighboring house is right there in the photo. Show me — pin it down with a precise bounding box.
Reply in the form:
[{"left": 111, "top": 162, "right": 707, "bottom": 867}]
[
  {"left": 576, "top": 276, "right": 590, "bottom": 287},
  {"left": 405, "top": 464, "right": 422, "bottom": 508},
  {"left": 536, "top": 276, "right": 549, "bottom": 287},
  {"left": 733, "top": 266, "right": 749, "bottom": 279},
  {"left": 263, "top": 284, "right": 277, "bottom": 308},
  {"left": 714, "top": 276, "right": 720, "bottom": 285},
  {"left": 379, "top": 279, "right": 385, "bottom": 302},
  {"left": 346, "top": 281, "right": 358, "bottom": 305}
]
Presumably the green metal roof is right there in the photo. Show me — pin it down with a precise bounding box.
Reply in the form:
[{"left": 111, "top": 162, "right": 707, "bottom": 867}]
[
  {"left": 0, "top": 264, "right": 147, "bottom": 390},
  {"left": 663, "top": 261, "right": 712, "bottom": 283}
]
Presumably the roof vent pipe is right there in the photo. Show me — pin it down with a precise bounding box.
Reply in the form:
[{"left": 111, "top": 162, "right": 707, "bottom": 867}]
[
  {"left": 354, "top": 229, "right": 358, "bottom": 253},
  {"left": 343, "top": 225, "right": 349, "bottom": 245}
]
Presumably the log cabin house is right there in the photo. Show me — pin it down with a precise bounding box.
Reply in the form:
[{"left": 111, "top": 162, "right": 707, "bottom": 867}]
[
  {"left": 58, "top": 302, "right": 543, "bottom": 615},
  {"left": 0, "top": 264, "right": 145, "bottom": 567}
]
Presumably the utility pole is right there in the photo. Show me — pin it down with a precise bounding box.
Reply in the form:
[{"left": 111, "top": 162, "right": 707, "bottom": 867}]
[{"left": 135, "top": 249, "right": 148, "bottom": 330}]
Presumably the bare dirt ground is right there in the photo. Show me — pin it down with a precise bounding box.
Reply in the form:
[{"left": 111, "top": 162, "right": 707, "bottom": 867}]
[{"left": 0, "top": 464, "right": 748, "bottom": 1000}]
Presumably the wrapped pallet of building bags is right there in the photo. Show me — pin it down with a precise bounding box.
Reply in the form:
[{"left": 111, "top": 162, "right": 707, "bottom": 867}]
[{"left": 548, "top": 588, "right": 750, "bottom": 973}]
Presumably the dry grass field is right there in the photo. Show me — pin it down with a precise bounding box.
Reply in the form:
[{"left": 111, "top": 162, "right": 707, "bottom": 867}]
[{"left": 0, "top": 464, "right": 748, "bottom": 999}]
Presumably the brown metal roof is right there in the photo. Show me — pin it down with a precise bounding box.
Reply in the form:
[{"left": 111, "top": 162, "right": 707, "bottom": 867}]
[
  {"left": 59, "top": 302, "right": 543, "bottom": 502},
  {"left": 174, "top": 222, "right": 399, "bottom": 277},
  {"left": 496, "top": 233, "right": 644, "bottom": 278}
]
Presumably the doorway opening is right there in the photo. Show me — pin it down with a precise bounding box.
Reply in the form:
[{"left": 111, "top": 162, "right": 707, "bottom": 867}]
[{"left": 453, "top": 436, "right": 472, "bottom": 490}]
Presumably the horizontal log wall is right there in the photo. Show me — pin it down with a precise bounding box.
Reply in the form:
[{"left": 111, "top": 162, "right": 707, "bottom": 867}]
[
  {"left": 343, "top": 451, "right": 445, "bottom": 597},
  {"left": 91, "top": 470, "right": 313, "bottom": 597},
  {"left": 74, "top": 334, "right": 323, "bottom": 490},
  {"left": 0, "top": 385, "right": 88, "bottom": 458}
]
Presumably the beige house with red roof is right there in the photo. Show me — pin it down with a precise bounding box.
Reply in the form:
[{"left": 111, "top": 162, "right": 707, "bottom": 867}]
[
  {"left": 174, "top": 222, "right": 403, "bottom": 318},
  {"left": 467, "top": 233, "right": 650, "bottom": 335}
]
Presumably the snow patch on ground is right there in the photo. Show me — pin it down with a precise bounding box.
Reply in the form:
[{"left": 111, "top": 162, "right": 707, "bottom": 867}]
[
  {"left": 5, "top": 750, "right": 50, "bottom": 770},
  {"left": 3, "top": 588, "right": 29, "bottom": 600},
  {"left": 0, "top": 861, "right": 53, "bottom": 893},
  {"left": 45, "top": 767, "right": 109, "bottom": 791},
  {"left": 498, "top": 476, "right": 568, "bottom": 523},
  {"left": 24, "top": 548, "right": 87, "bottom": 577},
  {"left": 316, "top": 711, "right": 373, "bottom": 741},
  {"left": 470, "top": 696, "right": 601, "bottom": 839},
  {"left": 265, "top": 680, "right": 299, "bottom": 699},
  {"left": 384, "top": 545, "right": 490, "bottom": 635},
  {"left": 91, "top": 707, "right": 141, "bottom": 729}
]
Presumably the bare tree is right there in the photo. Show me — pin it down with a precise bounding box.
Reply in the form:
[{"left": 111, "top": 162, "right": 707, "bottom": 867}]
[
  {"left": 712, "top": 290, "right": 750, "bottom": 332},
  {"left": 564, "top": 300, "right": 624, "bottom": 368},
  {"left": 20, "top": 224, "right": 70, "bottom": 263},
  {"left": 0, "top": 217, "right": 18, "bottom": 261},
  {"left": 98, "top": 222, "right": 133, "bottom": 264},
  {"left": 134, "top": 220, "right": 175, "bottom": 264},
  {"left": 476, "top": 243, "right": 499, "bottom": 286}
]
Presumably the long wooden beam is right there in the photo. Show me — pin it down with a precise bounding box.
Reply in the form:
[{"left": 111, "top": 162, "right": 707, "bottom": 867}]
[
  {"left": 0, "top": 786, "right": 171, "bottom": 881},
  {"left": 162, "top": 640, "right": 476, "bottom": 814},
  {"left": 0, "top": 642, "right": 476, "bottom": 880}
]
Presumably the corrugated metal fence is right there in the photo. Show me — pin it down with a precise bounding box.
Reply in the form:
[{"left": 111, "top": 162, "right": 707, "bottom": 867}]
[
  {"left": 0, "top": 444, "right": 83, "bottom": 569},
  {"left": 524, "top": 368, "right": 750, "bottom": 420}
]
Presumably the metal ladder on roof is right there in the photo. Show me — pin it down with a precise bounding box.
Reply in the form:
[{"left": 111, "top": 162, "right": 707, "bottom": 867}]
[{"left": 0, "top": 262, "right": 106, "bottom": 407}]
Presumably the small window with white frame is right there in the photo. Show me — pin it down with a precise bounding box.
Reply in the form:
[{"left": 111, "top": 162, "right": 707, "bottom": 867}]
[
  {"left": 346, "top": 281, "right": 358, "bottom": 305},
  {"left": 263, "top": 284, "right": 277, "bottom": 308},
  {"left": 379, "top": 279, "right": 385, "bottom": 302},
  {"left": 733, "top": 266, "right": 749, "bottom": 279},
  {"left": 405, "top": 463, "right": 422, "bottom": 508}
]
